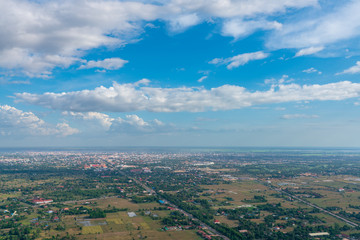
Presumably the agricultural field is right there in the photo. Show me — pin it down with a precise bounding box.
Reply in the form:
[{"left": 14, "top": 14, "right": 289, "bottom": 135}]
[{"left": 1, "top": 149, "right": 360, "bottom": 239}]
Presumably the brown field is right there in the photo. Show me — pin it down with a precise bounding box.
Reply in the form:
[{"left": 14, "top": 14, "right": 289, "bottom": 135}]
[
  {"left": 70, "top": 206, "right": 202, "bottom": 240},
  {"left": 92, "top": 197, "right": 162, "bottom": 211},
  {"left": 201, "top": 181, "right": 310, "bottom": 210},
  {"left": 78, "top": 229, "right": 202, "bottom": 240},
  {"left": 215, "top": 216, "right": 238, "bottom": 227}
]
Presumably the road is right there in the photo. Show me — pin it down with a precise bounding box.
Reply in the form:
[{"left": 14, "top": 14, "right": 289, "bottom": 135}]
[
  {"left": 266, "top": 183, "right": 359, "bottom": 228},
  {"left": 119, "top": 170, "right": 231, "bottom": 240}
]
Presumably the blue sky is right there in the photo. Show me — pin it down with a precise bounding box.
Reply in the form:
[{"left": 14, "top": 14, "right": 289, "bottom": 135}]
[{"left": 1, "top": 0, "right": 360, "bottom": 147}]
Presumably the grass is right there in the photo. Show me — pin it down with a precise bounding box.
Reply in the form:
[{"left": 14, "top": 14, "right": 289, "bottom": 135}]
[
  {"left": 140, "top": 222, "right": 151, "bottom": 230},
  {"left": 107, "top": 218, "right": 123, "bottom": 224},
  {"left": 311, "top": 213, "right": 346, "bottom": 226},
  {"left": 82, "top": 225, "right": 103, "bottom": 234}
]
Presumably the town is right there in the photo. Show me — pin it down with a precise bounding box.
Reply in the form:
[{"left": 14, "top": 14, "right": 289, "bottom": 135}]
[{"left": 0, "top": 148, "right": 360, "bottom": 240}]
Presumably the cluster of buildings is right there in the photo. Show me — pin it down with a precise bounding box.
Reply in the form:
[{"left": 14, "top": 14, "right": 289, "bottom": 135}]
[{"left": 31, "top": 198, "right": 53, "bottom": 205}]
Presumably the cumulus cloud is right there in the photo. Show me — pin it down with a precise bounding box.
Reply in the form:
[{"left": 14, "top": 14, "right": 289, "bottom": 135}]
[
  {"left": 64, "top": 111, "right": 170, "bottom": 133},
  {"left": 14, "top": 79, "right": 360, "bottom": 113},
  {"left": 63, "top": 111, "right": 114, "bottom": 130},
  {"left": 303, "top": 67, "right": 322, "bottom": 74},
  {"left": 209, "top": 51, "right": 269, "bottom": 69},
  {"left": 0, "top": 105, "right": 78, "bottom": 136},
  {"left": 167, "top": 13, "right": 201, "bottom": 32},
  {"left": 0, "top": 0, "right": 159, "bottom": 76},
  {"left": 295, "top": 46, "right": 324, "bottom": 57},
  {"left": 78, "top": 58, "right": 128, "bottom": 70},
  {"left": 281, "top": 114, "right": 319, "bottom": 119},
  {"left": 337, "top": 61, "right": 360, "bottom": 75},
  {"left": 110, "top": 115, "right": 169, "bottom": 134}
]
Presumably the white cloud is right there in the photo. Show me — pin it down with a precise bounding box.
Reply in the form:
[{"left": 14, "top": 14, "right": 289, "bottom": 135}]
[
  {"left": 209, "top": 51, "right": 269, "bottom": 69},
  {"left": 337, "top": 61, "right": 360, "bottom": 75},
  {"left": 63, "top": 111, "right": 114, "bottom": 130},
  {"left": 281, "top": 114, "right": 319, "bottom": 119},
  {"left": 295, "top": 46, "right": 324, "bottom": 57},
  {"left": 168, "top": 13, "right": 201, "bottom": 32},
  {"left": 64, "top": 111, "right": 171, "bottom": 134},
  {"left": 15, "top": 80, "right": 360, "bottom": 113},
  {"left": 0, "top": 0, "right": 159, "bottom": 77},
  {"left": 303, "top": 67, "right": 322, "bottom": 74},
  {"left": 0, "top": 105, "right": 78, "bottom": 136},
  {"left": 0, "top": 48, "right": 79, "bottom": 78},
  {"left": 268, "top": 1, "right": 360, "bottom": 50},
  {"left": 197, "top": 76, "right": 208, "bottom": 83},
  {"left": 164, "top": 0, "right": 317, "bottom": 19},
  {"left": 78, "top": 58, "right": 128, "bottom": 70},
  {"left": 110, "top": 115, "right": 171, "bottom": 134},
  {"left": 264, "top": 75, "right": 293, "bottom": 85},
  {"left": 222, "top": 19, "right": 282, "bottom": 39},
  {"left": 0, "top": 0, "right": 319, "bottom": 76},
  {"left": 54, "top": 123, "right": 80, "bottom": 137},
  {"left": 0, "top": 78, "right": 30, "bottom": 85}
]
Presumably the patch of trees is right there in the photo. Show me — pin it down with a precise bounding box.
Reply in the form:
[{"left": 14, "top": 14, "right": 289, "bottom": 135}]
[
  {"left": 89, "top": 208, "right": 106, "bottom": 218},
  {"left": 131, "top": 195, "right": 157, "bottom": 203},
  {"left": 162, "top": 211, "right": 192, "bottom": 226},
  {"left": 243, "top": 195, "right": 267, "bottom": 203}
]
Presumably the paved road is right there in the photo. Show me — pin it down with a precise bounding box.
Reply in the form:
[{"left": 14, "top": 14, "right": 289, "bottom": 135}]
[
  {"left": 119, "top": 170, "right": 231, "bottom": 240},
  {"left": 266, "top": 183, "right": 359, "bottom": 228}
]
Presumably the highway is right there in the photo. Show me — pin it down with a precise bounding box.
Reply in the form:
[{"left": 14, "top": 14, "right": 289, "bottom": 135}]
[{"left": 119, "top": 170, "right": 231, "bottom": 240}]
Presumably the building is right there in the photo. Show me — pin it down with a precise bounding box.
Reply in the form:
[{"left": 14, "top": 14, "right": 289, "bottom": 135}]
[
  {"left": 31, "top": 198, "right": 53, "bottom": 205},
  {"left": 309, "top": 232, "right": 329, "bottom": 237}
]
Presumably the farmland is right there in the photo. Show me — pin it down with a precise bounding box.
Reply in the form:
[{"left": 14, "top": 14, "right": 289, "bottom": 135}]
[{"left": 0, "top": 148, "right": 360, "bottom": 239}]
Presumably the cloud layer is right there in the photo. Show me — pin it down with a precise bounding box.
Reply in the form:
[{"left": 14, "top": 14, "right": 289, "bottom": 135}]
[
  {"left": 0, "top": 0, "right": 319, "bottom": 77},
  {"left": 15, "top": 80, "right": 360, "bottom": 113},
  {"left": 281, "top": 114, "right": 319, "bottom": 119}
]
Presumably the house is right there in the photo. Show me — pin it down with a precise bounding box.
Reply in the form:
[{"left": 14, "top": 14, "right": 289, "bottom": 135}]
[
  {"left": 309, "top": 232, "right": 329, "bottom": 237},
  {"left": 128, "top": 212, "right": 137, "bottom": 217},
  {"left": 31, "top": 198, "right": 53, "bottom": 205}
]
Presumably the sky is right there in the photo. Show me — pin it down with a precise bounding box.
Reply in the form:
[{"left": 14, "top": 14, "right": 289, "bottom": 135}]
[{"left": 1, "top": 0, "right": 360, "bottom": 147}]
